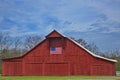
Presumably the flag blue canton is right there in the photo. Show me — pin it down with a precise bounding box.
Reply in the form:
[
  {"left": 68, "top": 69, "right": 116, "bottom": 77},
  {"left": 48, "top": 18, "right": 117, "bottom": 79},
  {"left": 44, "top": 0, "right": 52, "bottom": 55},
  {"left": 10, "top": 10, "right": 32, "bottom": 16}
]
[{"left": 50, "top": 47, "right": 55, "bottom": 51}]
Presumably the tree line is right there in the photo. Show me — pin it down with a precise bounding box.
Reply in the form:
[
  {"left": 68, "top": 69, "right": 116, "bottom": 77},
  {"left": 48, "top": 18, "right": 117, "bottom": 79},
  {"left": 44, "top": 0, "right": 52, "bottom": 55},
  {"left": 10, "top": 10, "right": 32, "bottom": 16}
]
[
  {"left": 0, "top": 32, "right": 42, "bottom": 59},
  {"left": 71, "top": 37, "right": 120, "bottom": 58},
  {"left": 0, "top": 32, "right": 120, "bottom": 72}
]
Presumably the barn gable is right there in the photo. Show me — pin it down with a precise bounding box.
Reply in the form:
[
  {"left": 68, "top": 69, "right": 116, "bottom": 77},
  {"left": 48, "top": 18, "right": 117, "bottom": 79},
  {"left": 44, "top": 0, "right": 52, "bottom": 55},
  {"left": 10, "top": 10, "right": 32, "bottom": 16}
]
[
  {"left": 2, "top": 30, "right": 117, "bottom": 76},
  {"left": 44, "top": 30, "right": 116, "bottom": 62},
  {"left": 46, "top": 30, "right": 64, "bottom": 38}
]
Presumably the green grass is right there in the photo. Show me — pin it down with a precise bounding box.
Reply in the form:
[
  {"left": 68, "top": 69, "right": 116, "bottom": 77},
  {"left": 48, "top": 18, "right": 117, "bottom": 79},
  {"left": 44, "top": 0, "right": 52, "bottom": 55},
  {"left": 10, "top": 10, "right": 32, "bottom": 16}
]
[{"left": 0, "top": 76, "right": 120, "bottom": 80}]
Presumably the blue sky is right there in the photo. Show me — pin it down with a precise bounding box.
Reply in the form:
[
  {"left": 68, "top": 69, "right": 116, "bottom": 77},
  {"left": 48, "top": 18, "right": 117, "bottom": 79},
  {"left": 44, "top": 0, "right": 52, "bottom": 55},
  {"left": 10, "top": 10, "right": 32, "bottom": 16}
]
[{"left": 0, "top": 0, "right": 120, "bottom": 52}]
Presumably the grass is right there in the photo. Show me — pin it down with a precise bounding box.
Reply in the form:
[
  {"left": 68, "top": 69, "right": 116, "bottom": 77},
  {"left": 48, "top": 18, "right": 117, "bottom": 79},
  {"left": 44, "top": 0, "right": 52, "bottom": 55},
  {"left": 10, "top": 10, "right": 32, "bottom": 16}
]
[{"left": 0, "top": 76, "right": 120, "bottom": 80}]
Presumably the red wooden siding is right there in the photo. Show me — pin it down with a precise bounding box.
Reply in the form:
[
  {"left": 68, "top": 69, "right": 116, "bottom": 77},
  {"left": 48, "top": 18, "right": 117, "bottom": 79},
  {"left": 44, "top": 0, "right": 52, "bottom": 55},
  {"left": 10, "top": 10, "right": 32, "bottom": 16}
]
[
  {"left": 24, "top": 63, "right": 43, "bottom": 76},
  {"left": 2, "top": 59, "right": 22, "bottom": 76},
  {"left": 44, "top": 63, "right": 70, "bottom": 76},
  {"left": 2, "top": 30, "right": 116, "bottom": 76},
  {"left": 49, "top": 37, "right": 62, "bottom": 47}
]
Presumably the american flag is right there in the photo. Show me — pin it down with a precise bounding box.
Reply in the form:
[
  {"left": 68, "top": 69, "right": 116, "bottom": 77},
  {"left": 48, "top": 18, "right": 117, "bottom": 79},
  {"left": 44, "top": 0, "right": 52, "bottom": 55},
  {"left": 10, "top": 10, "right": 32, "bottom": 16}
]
[{"left": 50, "top": 47, "right": 62, "bottom": 54}]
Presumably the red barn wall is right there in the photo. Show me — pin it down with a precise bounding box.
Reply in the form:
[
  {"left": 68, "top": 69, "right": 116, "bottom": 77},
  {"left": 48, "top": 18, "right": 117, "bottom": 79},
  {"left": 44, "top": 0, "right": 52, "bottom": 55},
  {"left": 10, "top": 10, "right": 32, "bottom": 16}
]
[
  {"left": 2, "top": 58, "right": 22, "bottom": 76},
  {"left": 2, "top": 32, "right": 116, "bottom": 76},
  {"left": 64, "top": 38, "right": 116, "bottom": 76}
]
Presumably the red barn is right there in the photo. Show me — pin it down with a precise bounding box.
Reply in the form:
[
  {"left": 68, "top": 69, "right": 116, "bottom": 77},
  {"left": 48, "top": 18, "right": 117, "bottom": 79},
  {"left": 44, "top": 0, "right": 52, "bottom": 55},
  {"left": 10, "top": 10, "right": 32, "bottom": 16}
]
[{"left": 2, "top": 30, "right": 117, "bottom": 76}]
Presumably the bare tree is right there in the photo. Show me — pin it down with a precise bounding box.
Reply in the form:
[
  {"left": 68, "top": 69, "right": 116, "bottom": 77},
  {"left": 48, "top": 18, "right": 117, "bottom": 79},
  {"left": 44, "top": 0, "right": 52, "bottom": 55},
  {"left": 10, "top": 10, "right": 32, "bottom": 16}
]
[
  {"left": 86, "top": 42, "right": 100, "bottom": 55},
  {"left": 106, "top": 48, "right": 120, "bottom": 58},
  {"left": 11, "top": 37, "right": 22, "bottom": 54},
  {"left": 70, "top": 37, "right": 100, "bottom": 54},
  {"left": 0, "top": 32, "right": 5, "bottom": 52},
  {"left": 24, "top": 35, "right": 42, "bottom": 50},
  {"left": 0, "top": 32, "right": 12, "bottom": 53},
  {"left": 14, "top": 37, "right": 22, "bottom": 50},
  {"left": 76, "top": 39, "right": 88, "bottom": 48},
  {"left": 0, "top": 32, "right": 13, "bottom": 58}
]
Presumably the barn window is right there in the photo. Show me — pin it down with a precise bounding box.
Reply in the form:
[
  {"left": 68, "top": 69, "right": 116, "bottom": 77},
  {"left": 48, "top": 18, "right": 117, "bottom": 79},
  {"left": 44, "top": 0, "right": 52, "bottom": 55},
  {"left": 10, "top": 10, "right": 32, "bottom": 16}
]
[
  {"left": 49, "top": 37, "right": 62, "bottom": 54},
  {"left": 49, "top": 37, "right": 62, "bottom": 47}
]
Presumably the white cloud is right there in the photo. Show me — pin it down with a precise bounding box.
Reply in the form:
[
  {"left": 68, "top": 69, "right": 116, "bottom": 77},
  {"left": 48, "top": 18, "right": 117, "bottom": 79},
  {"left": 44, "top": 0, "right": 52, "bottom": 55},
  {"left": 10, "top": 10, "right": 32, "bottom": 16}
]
[
  {"left": 89, "top": 0, "right": 120, "bottom": 22},
  {"left": 0, "top": 0, "right": 120, "bottom": 36}
]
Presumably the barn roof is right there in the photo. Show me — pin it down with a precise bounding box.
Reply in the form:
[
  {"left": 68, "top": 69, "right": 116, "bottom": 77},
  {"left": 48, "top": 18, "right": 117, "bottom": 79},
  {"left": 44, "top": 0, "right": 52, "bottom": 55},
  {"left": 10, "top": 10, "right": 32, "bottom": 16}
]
[{"left": 2, "top": 30, "right": 117, "bottom": 62}]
